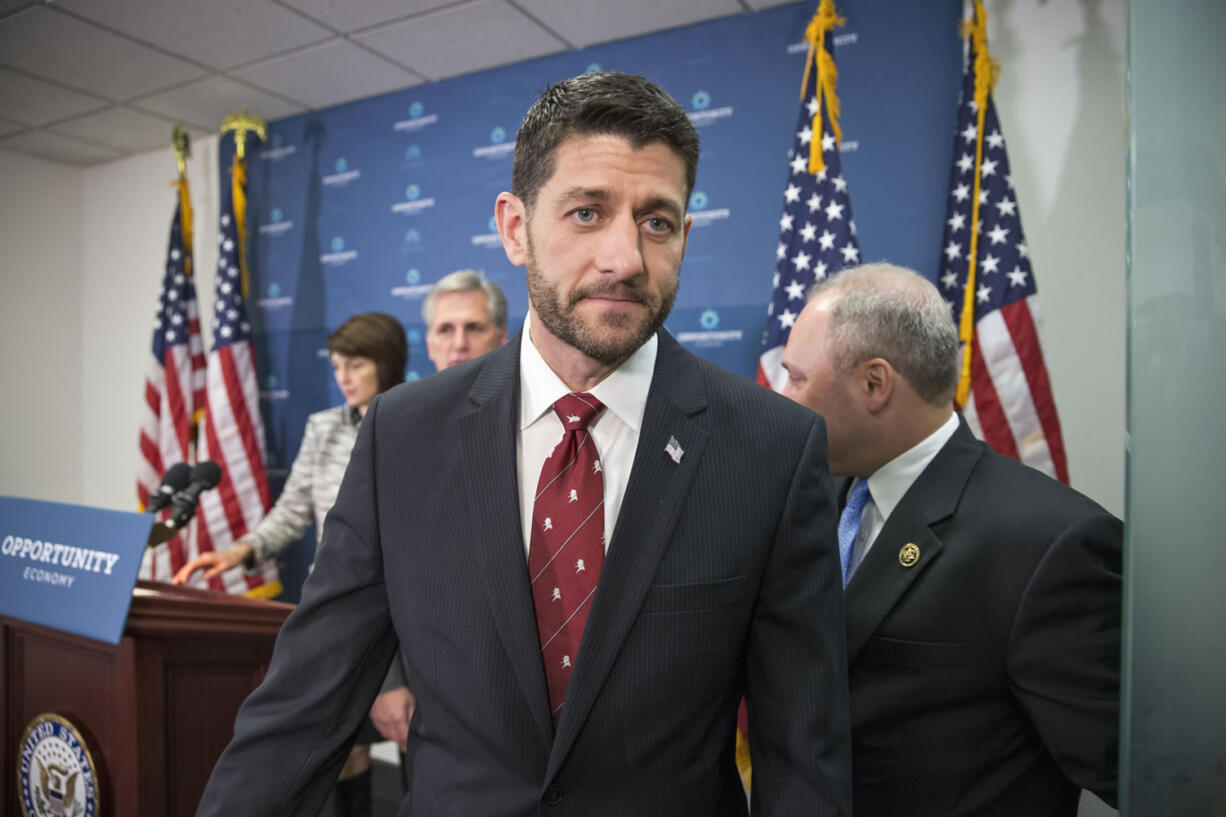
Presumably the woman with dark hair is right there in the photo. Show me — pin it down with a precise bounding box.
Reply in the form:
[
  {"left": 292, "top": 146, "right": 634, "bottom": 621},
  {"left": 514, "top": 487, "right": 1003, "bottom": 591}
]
[{"left": 174, "top": 311, "right": 411, "bottom": 816}]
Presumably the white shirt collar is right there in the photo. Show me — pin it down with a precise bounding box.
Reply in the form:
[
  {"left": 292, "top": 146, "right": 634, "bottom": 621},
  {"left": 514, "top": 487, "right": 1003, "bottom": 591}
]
[
  {"left": 865, "top": 412, "right": 960, "bottom": 522},
  {"left": 518, "top": 311, "right": 657, "bottom": 433}
]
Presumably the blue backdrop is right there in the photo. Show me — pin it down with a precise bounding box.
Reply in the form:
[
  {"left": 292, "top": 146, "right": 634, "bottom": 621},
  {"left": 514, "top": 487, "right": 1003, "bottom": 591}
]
[{"left": 225, "top": 0, "right": 964, "bottom": 600}]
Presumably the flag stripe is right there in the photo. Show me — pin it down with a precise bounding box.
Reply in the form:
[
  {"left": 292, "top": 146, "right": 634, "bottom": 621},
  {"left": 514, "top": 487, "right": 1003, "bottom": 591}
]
[
  {"left": 969, "top": 337, "right": 1021, "bottom": 461},
  {"left": 227, "top": 342, "right": 273, "bottom": 510},
  {"left": 165, "top": 345, "right": 193, "bottom": 455},
  {"left": 1001, "top": 297, "right": 1069, "bottom": 482},
  {"left": 975, "top": 309, "right": 1048, "bottom": 464}
]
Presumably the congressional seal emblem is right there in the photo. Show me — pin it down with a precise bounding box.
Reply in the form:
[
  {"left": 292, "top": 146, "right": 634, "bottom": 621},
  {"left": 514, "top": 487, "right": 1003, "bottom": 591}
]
[{"left": 17, "top": 713, "right": 100, "bottom": 817}]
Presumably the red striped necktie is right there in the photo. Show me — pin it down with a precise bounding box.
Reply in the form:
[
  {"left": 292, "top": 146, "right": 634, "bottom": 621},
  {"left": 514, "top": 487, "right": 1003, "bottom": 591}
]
[{"left": 528, "top": 392, "right": 606, "bottom": 727}]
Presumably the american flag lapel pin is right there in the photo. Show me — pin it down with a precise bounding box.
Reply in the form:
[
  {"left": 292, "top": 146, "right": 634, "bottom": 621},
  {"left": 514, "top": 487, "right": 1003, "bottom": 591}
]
[{"left": 665, "top": 435, "right": 684, "bottom": 464}]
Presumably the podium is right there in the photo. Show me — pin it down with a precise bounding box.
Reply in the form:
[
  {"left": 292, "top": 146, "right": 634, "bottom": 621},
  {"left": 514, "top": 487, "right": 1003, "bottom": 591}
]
[{"left": 1, "top": 580, "right": 292, "bottom": 817}]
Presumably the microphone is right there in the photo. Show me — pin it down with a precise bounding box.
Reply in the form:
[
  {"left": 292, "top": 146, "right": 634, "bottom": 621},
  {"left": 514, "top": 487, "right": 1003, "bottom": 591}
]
[
  {"left": 147, "top": 463, "right": 191, "bottom": 514},
  {"left": 165, "top": 461, "right": 223, "bottom": 530}
]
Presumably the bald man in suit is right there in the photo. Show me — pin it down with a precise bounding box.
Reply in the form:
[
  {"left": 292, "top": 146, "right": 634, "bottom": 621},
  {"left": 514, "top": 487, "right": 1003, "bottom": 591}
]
[{"left": 781, "top": 263, "right": 1120, "bottom": 817}]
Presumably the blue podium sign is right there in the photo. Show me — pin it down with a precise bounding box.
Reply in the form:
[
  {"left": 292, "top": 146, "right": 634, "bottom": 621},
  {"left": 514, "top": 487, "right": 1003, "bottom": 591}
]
[{"left": 0, "top": 496, "right": 152, "bottom": 644}]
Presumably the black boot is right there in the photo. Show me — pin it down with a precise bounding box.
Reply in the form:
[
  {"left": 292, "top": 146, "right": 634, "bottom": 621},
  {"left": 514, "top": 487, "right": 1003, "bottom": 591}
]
[{"left": 332, "top": 768, "right": 372, "bottom": 817}]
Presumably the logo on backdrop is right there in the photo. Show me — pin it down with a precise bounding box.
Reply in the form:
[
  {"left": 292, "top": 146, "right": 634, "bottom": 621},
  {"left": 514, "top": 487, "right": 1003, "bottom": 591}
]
[
  {"left": 402, "top": 228, "right": 424, "bottom": 253},
  {"left": 471, "top": 216, "right": 502, "bottom": 248},
  {"left": 323, "top": 156, "right": 361, "bottom": 187},
  {"left": 19, "top": 713, "right": 100, "bottom": 817},
  {"left": 687, "top": 190, "right": 731, "bottom": 227},
  {"left": 473, "top": 125, "right": 516, "bottom": 159},
  {"left": 401, "top": 143, "right": 424, "bottom": 168},
  {"left": 321, "top": 235, "right": 358, "bottom": 266},
  {"left": 676, "top": 309, "right": 744, "bottom": 348},
  {"left": 394, "top": 101, "right": 440, "bottom": 133},
  {"left": 258, "top": 206, "right": 294, "bottom": 236},
  {"left": 260, "top": 373, "right": 289, "bottom": 401},
  {"left": 687, "top": 89, "right": 733, "bottom": 127},
  {"left": 258, "top": 281, "right": 293, "bottom": 311},
  {"left": 260, "top": 131, "right": 296, "bottom": 161},
  {"left": 391, "top": 267, "right": 433, "bottom": 300},
  {"left": 391, "top": 183, "right": 437, "bottom": 215},
  {"left": 584, "top": 62, "right": 602, "bottom": 73}
]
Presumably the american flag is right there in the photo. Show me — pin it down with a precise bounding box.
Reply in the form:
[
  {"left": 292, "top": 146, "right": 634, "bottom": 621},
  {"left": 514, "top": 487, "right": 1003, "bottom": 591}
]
[
  {"left": 757, "top": 0, "right": 860, "bottom": 391},
  {"left": 938, "top": 2, "right": 1069, "bottom": 483},
  {"left": 138, "top": 180, "right": 206, "bottom": 580},
  {"left": 191, "top": 156, "right": 281, "bottom": 596}
]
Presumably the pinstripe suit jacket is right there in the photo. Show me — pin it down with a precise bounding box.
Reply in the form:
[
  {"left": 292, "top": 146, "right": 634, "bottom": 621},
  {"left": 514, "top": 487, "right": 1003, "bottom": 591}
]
[{"left": 196, "top": 330, "right": 851, "bottom": 817}]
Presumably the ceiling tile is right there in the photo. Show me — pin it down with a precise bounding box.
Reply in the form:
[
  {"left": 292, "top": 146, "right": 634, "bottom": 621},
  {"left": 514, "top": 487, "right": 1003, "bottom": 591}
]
[
  {"left": 55, "top": 0, "right": 335, "bottom": 71},
  {"left": 0, "top": 128, "right": 124, "bottom": 165},
  {"left": 131, "top": 75, "right": 305, "bottom": 131},
  {"left": 742, "top": 0, "right": 804, "bottom": 8},
  {"left": 355, "top": 0, "right": 566, "bottom": 82},
  {"left": 515, "top": 0, "right": 742, "bottom": 49},
  {"left": 49, "top": 105, "right": 204, "bottom": 153},
  {"left": 0, "top": 66, "right": 108, "bottom": 126},
  {"left": 277, "top": 0, "right": 459, "bottom": 35},
  {"left": 0, "top": 1, "right": 38, "bottom": 20},
  {"left": 0, "top": 5, "right": 206, "bottom": 100},
  {"left": 233, "top": 39, "right": 420, "bottom": 110},
  {"left": 0, "top": 115, "right": 26, "bottom": 138}
]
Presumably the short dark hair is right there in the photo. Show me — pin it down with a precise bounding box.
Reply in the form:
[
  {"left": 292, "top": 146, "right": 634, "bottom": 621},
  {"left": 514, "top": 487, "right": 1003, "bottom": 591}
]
[
  {"left": 511, "top": 72, "right": 700, "bottom": 213},
  {"left": 327, "top": 312, "right": 408, "bottom": 394}
]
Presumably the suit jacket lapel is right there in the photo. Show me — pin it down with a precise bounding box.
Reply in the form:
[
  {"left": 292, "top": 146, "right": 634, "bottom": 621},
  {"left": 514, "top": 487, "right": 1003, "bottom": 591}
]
[
  {"left": 547, "top": 332, "right": 710, "bottom": 776},
  {"left": 459, "top": 335, "right": 554, "bottom": 744},
  {"left": 844, "top": 420, "right": 983, "bottom": 663}
]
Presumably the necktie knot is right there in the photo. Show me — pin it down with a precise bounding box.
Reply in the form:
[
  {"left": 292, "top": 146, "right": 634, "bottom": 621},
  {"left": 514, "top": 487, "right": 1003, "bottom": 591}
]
[
  {"left": 553, "top": 393, "right": 604, "bottom": 431},
  {"left": 844, "top": 478, "right": 871, "bottom": 517}
]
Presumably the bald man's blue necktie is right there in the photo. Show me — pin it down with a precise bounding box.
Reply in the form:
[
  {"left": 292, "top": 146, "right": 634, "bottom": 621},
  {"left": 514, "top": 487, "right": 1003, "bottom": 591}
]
[{"left": 839, "top": 479, "right": 871, "bottom": 586}]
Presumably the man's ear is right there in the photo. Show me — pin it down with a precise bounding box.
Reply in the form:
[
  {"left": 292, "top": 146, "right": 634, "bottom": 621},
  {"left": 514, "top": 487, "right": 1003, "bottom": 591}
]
[
  {"left": 861, "top": 358, "right": 894, "bottom": 414},
  {"left": 495, "top": 192, "right": 528, "bottom": 265}
]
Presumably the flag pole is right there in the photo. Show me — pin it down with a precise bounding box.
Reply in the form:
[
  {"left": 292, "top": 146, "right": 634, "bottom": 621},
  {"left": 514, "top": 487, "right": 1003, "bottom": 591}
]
[{"left": 954, "top": 1, "right": 997, "bottom": 408}]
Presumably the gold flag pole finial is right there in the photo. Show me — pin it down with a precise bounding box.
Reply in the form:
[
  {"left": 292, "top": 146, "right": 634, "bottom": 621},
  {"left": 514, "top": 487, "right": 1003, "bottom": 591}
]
[
  {"left": 171, "top": 125, "right": 191, "bottom": 177},
  {"left": 220, "top": 108, "right": 264, "bottom": 301},
  {"left": 220, "top": 107, "right": 267, "bottom": 161}
]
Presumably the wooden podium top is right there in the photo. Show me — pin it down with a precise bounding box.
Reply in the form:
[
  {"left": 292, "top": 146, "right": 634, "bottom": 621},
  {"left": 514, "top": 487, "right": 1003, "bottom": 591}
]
[{"left": 125, "top": 579, "right": 293, "bottom": 638}]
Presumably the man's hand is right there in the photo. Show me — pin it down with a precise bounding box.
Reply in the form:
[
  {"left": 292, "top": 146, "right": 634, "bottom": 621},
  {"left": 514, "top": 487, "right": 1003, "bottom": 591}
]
[{"left": 369, "top": 686, "right": 416, "bottom": 751}]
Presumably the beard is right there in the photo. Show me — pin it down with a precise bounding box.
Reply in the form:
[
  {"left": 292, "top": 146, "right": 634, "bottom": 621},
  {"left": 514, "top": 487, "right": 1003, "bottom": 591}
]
[{"left": 524, "top": 237, "right": 678, "bottom": 366}]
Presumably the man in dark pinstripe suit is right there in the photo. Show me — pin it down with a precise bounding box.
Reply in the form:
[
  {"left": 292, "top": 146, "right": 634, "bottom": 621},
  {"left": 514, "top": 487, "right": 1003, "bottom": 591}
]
[{"left": 196, "top": 71, "right": 850, "bottom": 817}]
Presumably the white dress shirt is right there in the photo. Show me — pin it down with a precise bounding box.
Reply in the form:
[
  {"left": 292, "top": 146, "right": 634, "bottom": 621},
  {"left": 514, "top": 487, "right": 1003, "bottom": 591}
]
[
  {"left": 517, "top": 315, "right": 657, "bottom": 558},
  {"left": 849, "top": 411, "right": 960, "bottom": 574}
]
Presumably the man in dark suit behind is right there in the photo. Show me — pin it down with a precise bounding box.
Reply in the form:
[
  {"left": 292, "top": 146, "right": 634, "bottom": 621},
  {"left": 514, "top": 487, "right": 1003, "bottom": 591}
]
[
  {"left": 780, "top": 263, "right": 1120, "bottom": 817},
  {"left": 195, "top": 72, "right": 851, "bottom": 816}
]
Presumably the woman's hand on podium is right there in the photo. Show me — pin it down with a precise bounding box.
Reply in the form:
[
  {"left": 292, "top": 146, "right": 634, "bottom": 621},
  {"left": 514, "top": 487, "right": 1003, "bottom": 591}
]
[{"left": 171, "top": 541, "right": 255, "bottom": 585}]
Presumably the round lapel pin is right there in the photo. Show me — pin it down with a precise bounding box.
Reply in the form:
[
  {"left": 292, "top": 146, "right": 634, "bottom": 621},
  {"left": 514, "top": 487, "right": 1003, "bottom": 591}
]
[{"left": 898, "top": 542, "right": 920, "bottom": 567}]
